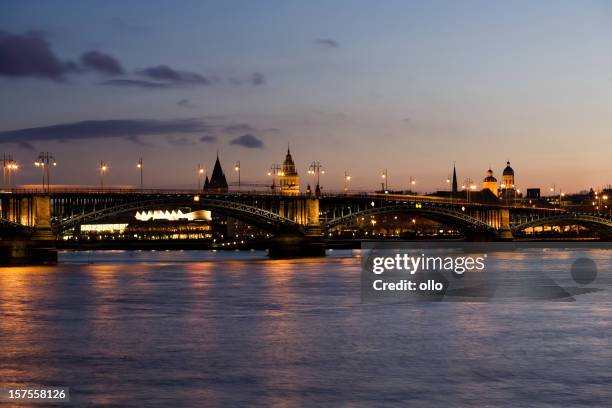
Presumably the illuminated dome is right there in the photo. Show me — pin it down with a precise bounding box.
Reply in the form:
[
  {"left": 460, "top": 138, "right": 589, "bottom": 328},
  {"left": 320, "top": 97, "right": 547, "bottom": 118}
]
[
  {"left": 482, "top": 168, "right": 498, "bottom": 196},
  {"left": 483, "top": 168, "right": 497, "bottom": 183},
  {"left": 503, "top": 161, "right": 514, "bottom": 176}
]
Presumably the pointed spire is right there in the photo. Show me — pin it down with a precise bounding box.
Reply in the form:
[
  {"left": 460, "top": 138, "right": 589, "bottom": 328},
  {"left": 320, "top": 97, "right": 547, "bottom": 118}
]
[{"left": 452, "top": 162, "right": 458, "bottom": 194}]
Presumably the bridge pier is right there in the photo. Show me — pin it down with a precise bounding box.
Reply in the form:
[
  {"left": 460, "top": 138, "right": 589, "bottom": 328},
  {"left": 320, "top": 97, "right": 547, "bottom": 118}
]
[
  {"left": 268, "top": 197, "right": 325, "bottom": 258},
  {"left": 497, "top": 208, "right": 514, "bottom": 241},
  {"left": 0, "top": 195, "right": 57, "bottom": 265}
]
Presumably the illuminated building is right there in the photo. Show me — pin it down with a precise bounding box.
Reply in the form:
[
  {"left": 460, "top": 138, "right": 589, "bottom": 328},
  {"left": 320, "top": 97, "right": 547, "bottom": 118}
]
[
  {"left": 279, "top": 147, "right": 300, "bottom": 196},
  {"left": 500, "top": 161, "right": 516, "bottom": 200},
  {"left": 482, "top": 168, "right": 498, "bottom": 196}
]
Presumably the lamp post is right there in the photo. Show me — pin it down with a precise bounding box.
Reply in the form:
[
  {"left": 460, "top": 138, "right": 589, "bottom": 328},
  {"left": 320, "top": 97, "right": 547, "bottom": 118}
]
[
  {"left": 99, "top": 161, "right": 108, "bottom": 190},
  {"left": 344, "top": 171, "right": 351, "bottom": 193},
  {"left": 463, "top": 178, "right": 475, "bottom": 202},
  {"left": 2, "top": 153, "right": 10, "bottom": 191},
  {"left": 549, "top": 184, "right": 556, "bottom": 208},
  {"left": 197, "top": 164, "right": 205, "bottom": 190},
  {"left": 34, "top": 152, "right": 56, "bottom": 192},
  {"left": 234, "top": 161, "right": 241, "bottom": 189},
  {"left": 268, "top": 164, "right": 283, "bottom": 193},
  {"left": 381, "top": 168, "right": 388, "bottom": 192},
  {"left": 308, "top": 161, "right": 324, "bottom": 191},
  {"left": 5, "top": 156, "right": 18, "bottom": 192},
  {"left": 410, "top": 176, "right": 416, "bottom": 194},
  {"left": 137, "top": 157, "right": 143, "bottom": 191}
]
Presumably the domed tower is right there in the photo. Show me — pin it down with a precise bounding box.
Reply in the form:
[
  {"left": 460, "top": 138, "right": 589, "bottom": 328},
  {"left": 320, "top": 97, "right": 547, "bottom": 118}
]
[
  {"left": 280, "top": 147, "right": 300, "bottom": 196},
  {"left": 482, "top": 168, "right": 498, "bottom": 196},
  {"left": 502, "top": 161, "right": 515, "bottom": 190}
]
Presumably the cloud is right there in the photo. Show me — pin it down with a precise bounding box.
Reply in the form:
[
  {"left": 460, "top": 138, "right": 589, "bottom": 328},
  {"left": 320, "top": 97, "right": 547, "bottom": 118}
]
[
  {"left": 177, "top": 98, "right": 197, "bottom": 108},
  {"left": 315, "top": 38, "right": 340, "bottom": 49},
  {"left": 251, "top": 72, "right": 265, "bottom": 85},
  {"left": 136, "top": 64, "right": 211, "bottom": 86},
  {"left": 0, "top": 118, "right": 214, "bottom": 149},
  {"left": 222, "top": 123, "right": 258, "bottom": 134},
  {"left": 229, "top": 133, "right": 263, "bottom": 148},
  {"left": 166, "top": 135, "right": 196, "bottom": 146},
  {"left": 0, "top": 31, "right": 76, "bottom": 80},
  {"left": 80, "top": 50, "right": 124, "bottom": 75},
  {"left": 98, "top": 79, "right": 171, "bottom": 88},
  {"left": 200, "top": 135, "right": 217, "bottom": 143}
]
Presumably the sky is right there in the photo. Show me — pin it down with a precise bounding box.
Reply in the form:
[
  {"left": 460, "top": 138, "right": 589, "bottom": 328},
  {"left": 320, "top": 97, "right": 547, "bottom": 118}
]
[{"left": 1, "top": 0, "right": 612, "bottom": 192}]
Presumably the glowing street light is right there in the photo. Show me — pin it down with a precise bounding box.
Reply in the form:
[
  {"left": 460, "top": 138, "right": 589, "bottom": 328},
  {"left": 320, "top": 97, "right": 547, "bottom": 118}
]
[
  {"left": 344, "top": 171, "right": 351, "bottom": 193},
  {"left": 268, "top": 164, "right": 283, "bottom": 193},
  {"left": 197, "top": 164, "right": 205, "bottom": 190},
  {"left": 234, "top": 161, "right": 241, "bottom": 189},
  {"left": 99, "top": 160, "right": 108, "bottom": 190},
  {"left": 4, "top": 156, "right": 18, "bottom": 191},
  {"left": 308, "top": 161, "right": 325, "bottom": 194},
  {"left": 34, "top": 152, "right": 56, "bottom": 192},
  {"left": 381, "top": 168, "right": 388, "bottom": 191},
  {"left": 137, "top": 157, "right": 143, "bottom": 191}
]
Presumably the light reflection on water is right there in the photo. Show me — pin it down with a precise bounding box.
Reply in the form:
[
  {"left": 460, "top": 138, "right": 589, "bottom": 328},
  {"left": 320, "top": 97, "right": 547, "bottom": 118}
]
[{"left": 0, "top": 249, "right": 610, "bottom": 407}]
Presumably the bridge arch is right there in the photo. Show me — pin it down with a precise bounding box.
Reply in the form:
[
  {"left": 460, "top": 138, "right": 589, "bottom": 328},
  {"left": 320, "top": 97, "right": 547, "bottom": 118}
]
[
  {"left": 0, "top": 218, "right": 35, "bottom": 237},
  {"left": 53, "top": 197, "right": 305, "bottom": 235},
  {"left": 324, "top": 204, "right": 497, "bottom": 237},
  {"left": 512, "top": 213, "right": 612, "bottom": 236}
]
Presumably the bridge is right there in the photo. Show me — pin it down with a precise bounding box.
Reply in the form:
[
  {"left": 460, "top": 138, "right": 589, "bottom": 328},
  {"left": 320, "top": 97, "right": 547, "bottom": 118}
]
[{"left": 2, "top": 189, "right": 612, "bottom": 263}]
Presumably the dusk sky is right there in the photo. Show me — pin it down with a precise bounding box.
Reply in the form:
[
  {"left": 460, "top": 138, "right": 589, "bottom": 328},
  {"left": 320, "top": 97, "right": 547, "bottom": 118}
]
[{"left": 2, "top": 0, "right": 612, "bottom": 192}]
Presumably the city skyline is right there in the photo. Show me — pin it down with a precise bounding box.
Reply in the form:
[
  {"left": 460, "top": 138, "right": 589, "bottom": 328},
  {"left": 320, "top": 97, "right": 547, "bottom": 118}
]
[{"left": 2, "top": 1, "right": 612, "bottom": 191}]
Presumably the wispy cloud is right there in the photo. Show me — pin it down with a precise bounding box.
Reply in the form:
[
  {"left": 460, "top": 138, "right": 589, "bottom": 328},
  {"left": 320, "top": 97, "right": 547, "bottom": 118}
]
[
  {"left": 177, "top": 98, "right": 197, "bottom": 108},
  {"left": 98, "top": 79, "right": 173, "bottom": 88},
  {"left": 200, "top": 135, "right": 217, "bottom": 143},
  {"left": 314, "top": 38, "right": 340, "bottom": 49},
  {"left": 136, "top": 64, "right": 211, "bottom": 86}
]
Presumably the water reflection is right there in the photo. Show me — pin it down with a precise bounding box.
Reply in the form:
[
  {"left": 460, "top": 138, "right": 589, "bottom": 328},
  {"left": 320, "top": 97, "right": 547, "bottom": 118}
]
[{"left": 0, "top": 250, "right": 609, "bottom": 407}]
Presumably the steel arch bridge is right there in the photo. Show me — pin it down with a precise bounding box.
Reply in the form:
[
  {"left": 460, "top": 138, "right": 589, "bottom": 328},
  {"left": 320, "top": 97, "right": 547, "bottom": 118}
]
[
  {"left": 511, "top": 212, "right": 612, "bottom": 234},
  {"left": 323, "top": 203, "right": 498, "bottom": 236},
  {"left": 53, "top": 196, "right": 305, "bottom": 235},
  {"left": 0, "top": 218, "right": 35, "bottom": 237}
]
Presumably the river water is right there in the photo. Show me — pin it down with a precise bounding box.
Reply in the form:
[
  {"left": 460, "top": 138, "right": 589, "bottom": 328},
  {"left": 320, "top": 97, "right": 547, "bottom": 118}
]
[{"left": 0, "top": 249, "right": 610, "bottom": 407}]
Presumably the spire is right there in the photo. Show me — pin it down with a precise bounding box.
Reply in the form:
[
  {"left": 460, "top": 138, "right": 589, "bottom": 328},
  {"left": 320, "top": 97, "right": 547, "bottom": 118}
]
[
  {"left": 207, "top": 153, "right": 228, "bottom": 193},
  {"left": 452, "top": 162, "right": 458, "bottom": 194}
]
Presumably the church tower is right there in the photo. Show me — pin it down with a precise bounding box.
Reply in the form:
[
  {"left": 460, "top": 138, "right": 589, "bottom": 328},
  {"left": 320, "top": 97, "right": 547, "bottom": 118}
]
[
  {"left": 280, "top": 147, "right": 300, "bottom": 196},
  {"left": 502, "top": 161, "right": 515, "bottom": 190},
  {"left": 500, "top": 160, "right": 516, "bottom": 200},
  {"left": 204, "top": 153, "right": 228, "bottom": 193}
]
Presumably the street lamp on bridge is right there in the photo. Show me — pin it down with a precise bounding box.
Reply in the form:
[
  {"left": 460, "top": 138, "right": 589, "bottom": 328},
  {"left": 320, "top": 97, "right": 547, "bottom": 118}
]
[
  {"left": 462, "top": 178, "right": 476, "bottom": 202},
  {"left": 137, "top": 157, "right": 143, "bottom": 191},
  {"left": 344, "top": 171, "right": 351, "bottom": 193},
  {"left": 4, "top": 155, "right": 19, "bottom": 192},
  {"left": 197, "top": 164, "right": 205, "bottom": 190},
  {"left": 308, "top": 161, "right": 325, "bottom": 194},
  {"left": 235, "top": 161, "right": 241, "bottom": 189},
  {"left": 381, "top": 168, "right": 388, "bottom": 192},
  {"left": 34, "top": 152, "right": 56, "bottom": 192},
  {"left": 268, "top": 164, "right": 283, "bottom": 193},
  {"left": 99, "top": 161, "right": 108, "bottom": 190}
]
